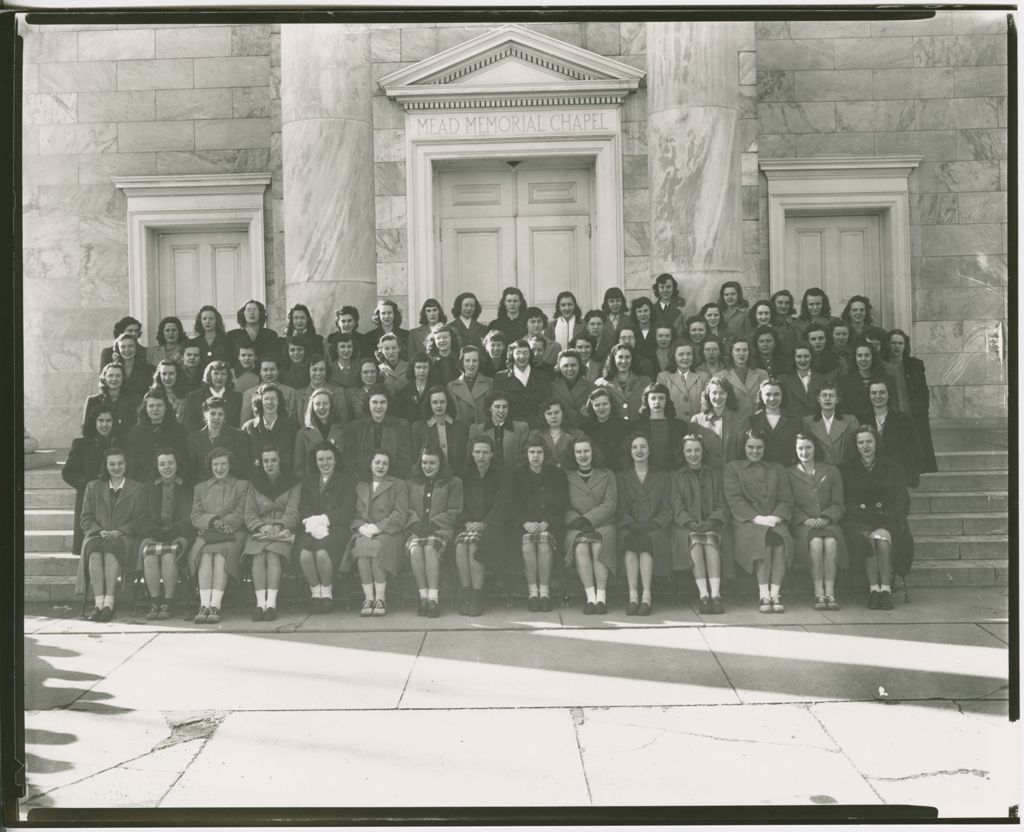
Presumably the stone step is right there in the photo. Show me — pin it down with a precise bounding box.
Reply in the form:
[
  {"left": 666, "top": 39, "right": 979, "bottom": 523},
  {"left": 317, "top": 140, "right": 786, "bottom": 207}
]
[
  {"left": 24, "top": 530, "right": 75, "bottom": 553},
  {"left": 24, "top": 575, "right": 78, "bottom": 604},
  {"left": 24, "top": 468, "right": 67, "bottom": 489},
  {"left": 913, "top": 535, "right": 1008, "bottom": 561},
  {"left": 935, "top": 450, "right": 1008, "bottom": 471},
  {"left": 909, "top": 559, "right": 1007, "bottom": 588},
  {"left": 908, "top": 512, "right": 1009, "bottom": 536},
  {"left": 910, "top": 490, "right": 1008, "bottom": 514},
  {"left": 915, "top": 470, "right": 1008, "bottom": 492},
  {"left": 25, "top": 552, "right": 79, "bottom": 577},
  {"left": 25, "top": 509, "right": 76, "bottom": 531},
  {"left": 25, "top": 489, "right": 76, "bottom": 509}
]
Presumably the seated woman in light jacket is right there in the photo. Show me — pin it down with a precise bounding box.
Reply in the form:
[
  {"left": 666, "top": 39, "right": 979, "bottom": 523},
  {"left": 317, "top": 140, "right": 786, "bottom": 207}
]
[
  {"left": 788, "top": 432, "right": 847, "bottom": 612},
  {"left": 243, "top": 444, "right": 301, "bottom": 622},
  {"left": 189, "top": 446, "right": 249, "bottom": 624},
  {"left": 564, "top": 435, "right": 618, "bottom": 616},
  {"left": 671, "top": 433, "right": 730, "bottom": 615},
  {"left": 404, "top": 446, "right": 464, "bottom": 618},
  {"left": 724, "top": 429, "right": 795, "bottom": 615}
]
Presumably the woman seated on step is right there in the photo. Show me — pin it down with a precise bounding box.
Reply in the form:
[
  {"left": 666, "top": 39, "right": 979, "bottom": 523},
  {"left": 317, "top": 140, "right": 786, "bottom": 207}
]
[{"left": 565, "top": 434, "right": 618, "bottom": 616}]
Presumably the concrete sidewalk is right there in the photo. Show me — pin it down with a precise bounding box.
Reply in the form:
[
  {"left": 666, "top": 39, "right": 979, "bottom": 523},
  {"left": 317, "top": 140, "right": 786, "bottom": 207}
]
[{"left": 21, "top": 587, "right": 1016, "bottom": 819}]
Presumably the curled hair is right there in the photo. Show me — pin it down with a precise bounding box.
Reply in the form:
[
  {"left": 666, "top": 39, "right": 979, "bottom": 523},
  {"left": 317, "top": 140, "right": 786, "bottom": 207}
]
[
  {"left": 451, "top": 292, "right": 481, "bottom": 321},
  {"left": 728, "top": 337, "right": 752, "bottom": 368},
  {"left": 602, "top": 343, "right": 635, "bottom": 380},
  {"left": 583, "top": 386, "right": 613, "bottom": 420},
  {"left": 420, "top": 384, "right": 453, "bottom": 421},
  {"left": 883, "top": 328, "right": 913, "bottom": 360},
  {"left": 770, "top": 289, "right": 796, "bottom": 316},
  {"left": 666, "top": 339, "right": 696, "bottom": 373},
  {"left": 495, "top": 287, "right": 527, "bottom": 321},
  {"left": 155, "top": 316, "right": 184, "bottom": 347},
  {"left": 742, "top": 427, "right": 768, "bottom": 443},
  {"left": 700, "top": 376, "right": 738, "bottom": 415},
  {"left": 84, "top": 405, "right": 117, "bottom": 440},
  {"left": 418, "top": 297, "right": 447, "bottom": 328},
  {"left": 334, "top": 305, "right": 360, "bottom": 327},
  {"left": 202, "top": 360, "right": 234, "bottom": 391},
  {"left": 303, "top": 387, "right": 338, "bottom": 429},
  {"left": 630, "top": 296, "right": 654, "bottom": 322},
  {"left": 853, "top": 423, "right": 881, "bottom": 446},
  {"left": 410, "top": 444, "right": 452, "bottom": 483},
  {"left": 484, "top": 389, "right": 511, "bottom": 415},
  {"left": 799, "top": 288, "right": 833, "bottom": 321},
  {"left": 638, "top": 381, "right": 676, "bottom": 420},
  {"left": 425, "top": 322, "right": 458, "bottom": 357},
  {"left": 469, "top": 433, "right": 496, "bottom": 453},
  {"left": 525, "top": 429, "right": 547, "bottom": 453},
  {"left": 718, "top": 281, "right": 747, "bottom": 310},
  {"left": 203, "top": 396, "right": 227, "bottom": 414},
  {"left": 112, "top": 316, "right": 142, "bottom": 339},
  {"left": 458, "top": 344, "right": 481, "bottom": 372},
  {"left": 601, "top": 287, "right": 629, "bottom": 316},
  {"left": 652, "top": 272, "right": 680, "bottom": 301},
  {"left": 699, "top": 302, "right": 722, "bottom": 324},
  {"left": 252, "top": 383, "right": 283, "bottom": 418},
  {"left": 204, "top": 445, "right": 237, "bottom": 473},
  {"left": 793, "top": 431, "right": 824, "bottom": 463},
  {"left": 811, "top": 382, "right": 850, "bottom": 422},
  {"left": 362, "top": 383, "right": 392, "bottom": 417},
  {"left": 137, "top": 387, "right": 177, "bottom": 425},
  {"left": 98, "top": 362, "right": 124, "bottom": 396},
  {"left": 151, "top": 446, "right": 182, "bottom": 479},
  {"left": 506, "top": 339, "right": 535, "bottom": 372},
  {"left": 552, "top": 291, "right": 581, "bottom": 323},
  {"left": 405, "top": 351, "right": 430, "bottom": 383},
  {"left": 151, "top": 360, "right": 181, "bottom": 392},
  {"left": 524, "top": 306, "right": 548, "bottom": 328},
  {"left": 371, "top": 298, "right": 403, "bottom": 329},
  {"left": 311, "top": 440, "right": 342, "bottom": 475},
  {"left": 755, "top": 377, "right": 785, "bottom": 412},
  {"left": 841, "top": 295, "right": 875, "bottom": 326},
  {"left": 286, "top": 304, "right": 317, "bottom": 337},
  {"left": 101, "top": 446, "right": 128, "bottom": 478},
  {"left": 747, "top": 299, "right": 775, "bottom": 330},
  {"left": 236, "top": 299, "right": 268, "bottom": 329}
]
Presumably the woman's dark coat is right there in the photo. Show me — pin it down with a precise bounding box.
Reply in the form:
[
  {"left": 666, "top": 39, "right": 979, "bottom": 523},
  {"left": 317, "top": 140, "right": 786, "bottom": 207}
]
[{"left": 840, "top": 456, "right": 914, "bottom": 576}]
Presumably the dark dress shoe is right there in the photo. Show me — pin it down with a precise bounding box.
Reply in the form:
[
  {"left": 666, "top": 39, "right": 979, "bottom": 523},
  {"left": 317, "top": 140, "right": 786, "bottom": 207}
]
[
  {"left": 594, "top": 601, "right": 606, "bottom": 615},
  {"left": 146, "top": 602, "right": 160, "bottom": 621},
  {"left": 467, "top": 595, "right": 483, "bottom": 617},
  {"left": 264, "top": 607, "right": 277, "bottom": 621},
  {"left": 867, "top": 590, "right": 880, "bottom": 610},
  {"left": 638, "top": 601, "right": 652, "bottom": 617},
  {"left": 459, "top": 595, "right": 471, "bottom": 615},
  {"left": 99, "top": 606, "right": 114, "bottom": 622},
  {"left": 426, "top": 599, "right": 440, "bottom": 618},
  {"left": 528, "top": 596, "right": 539, "bottom": 612},
  {"left": 320, "top": 597, "right": 333, "bottom": 614},
  {"left": 310, "top": 597, "right": 322, "bottom": 614},
  {"left": 539, "top": 596, "right": 552, "bottom": 612},
  {"left": 878, "top": 590, "right": 893, "bottom": 610},
  {"left": 710, "top": 596, "right": 724, "bottom": 615},
  {"left": 88, "top": 606, "right": 102, "bottom": 622},
  {"left": 583, "top": 601, "right": 596, "bottom": 615},
  {"left": 698, "top": 596, "right": 712, "bottom": 615},
  {"left": 251, "top": 607, "right": 265, "bottom": 622},
  {"left": 626, "top": 601, "right": 639, "bottom": 616},
  {"left": 417, "top": 600, "right": 428, "bottom": 617}
]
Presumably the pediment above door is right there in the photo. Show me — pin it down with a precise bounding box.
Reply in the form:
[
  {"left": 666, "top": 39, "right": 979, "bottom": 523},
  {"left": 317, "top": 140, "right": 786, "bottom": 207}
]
[{"left": 379, "top": 24, "right": 645, "bottom": 109}]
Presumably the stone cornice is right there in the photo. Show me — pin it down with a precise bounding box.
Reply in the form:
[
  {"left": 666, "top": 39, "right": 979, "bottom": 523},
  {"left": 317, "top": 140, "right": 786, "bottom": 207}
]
[
  {"left": 380, "top": 23, "right": 644, "bottom": 111},
  {"left": 113, "top": 173, "right": 271, "bottom": 197},
  {"left": 760, "top": 156, "right": 923, "bottom": 180}
]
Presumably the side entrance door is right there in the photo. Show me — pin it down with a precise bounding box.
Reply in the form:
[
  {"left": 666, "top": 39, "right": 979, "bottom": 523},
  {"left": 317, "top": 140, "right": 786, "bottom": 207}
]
[
  {"left": 784, "top": 213, "right": 884, "bottom": 325},
  {"left": 437, "top": 162, "right": 593, "bottom": 323}
]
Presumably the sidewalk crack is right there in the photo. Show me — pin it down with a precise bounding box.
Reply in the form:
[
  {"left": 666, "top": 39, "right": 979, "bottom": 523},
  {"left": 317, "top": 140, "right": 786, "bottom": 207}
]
[
  {"left": 61, "top": 631, "right": 160, "bottom": 711},
  {"left": 395, "top": 630, "right": 426, "bottom": 709},
  {"left": 871, "top": 768, "right": 990, "bottom": 783},
  {"left": 570, "top": 707, "right": 594, "bottom": 805}
]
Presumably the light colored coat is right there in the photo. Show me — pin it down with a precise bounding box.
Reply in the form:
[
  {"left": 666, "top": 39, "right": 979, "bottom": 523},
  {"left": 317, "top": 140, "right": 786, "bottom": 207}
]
[
  {"left": 723, "top": 460, "right": 795, "bottom": 575},
  {"left": 802, "top": 413, "right": 860, "bottom": 467},
  {"left": 343, "top": 477, "right": 410, "bottom": 576},
  {"left": 405, "top": 476, "right": 464, "bottom": 552},
  {"left": 447, "top": 374, "right": 493, "bottom": 427},
  {"left": 616, "top": 468, "right": 673, "bottom": 577},
  {"left": 657, "top": 369, "right": 709, "bottom": 423},
  {"left": 188, "top": 475, "right": 249, "bottom": 579},
  {"left": 787, "top": 463, "right": 848, "bottom": 569},
  {"left": 242, "top": 480, "right": 302, "bottom": 558},
  {"left": 670, "top": 466, "right": 731, "bottom": 573},
  {"left": 76, "top": 477, "right": 145, "bottom": 594},
  {"left": 564, "top": 468, "right": 618, "bottom": 574},
  {"left": 715, "top": 367, "right": 769, "bottom": 420}
]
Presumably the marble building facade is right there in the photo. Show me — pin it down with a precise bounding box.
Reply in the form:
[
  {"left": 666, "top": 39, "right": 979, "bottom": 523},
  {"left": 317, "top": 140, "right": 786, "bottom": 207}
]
[{"left": 20, "top": 13, "right": 1009, "bottom": 447}]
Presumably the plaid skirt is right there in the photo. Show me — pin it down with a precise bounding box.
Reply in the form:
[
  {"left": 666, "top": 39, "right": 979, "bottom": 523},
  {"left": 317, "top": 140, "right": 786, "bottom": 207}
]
[
  {"left": 521, "top": 531, "right": 556, "bottom": 547},
  {"left": 405, "top": 534, "right": 446, "bottom": 555},
  {"left": 573, "top": 530, "right": 604, "bottom": 546},
  {"left": 140, "top": 540, "right": 185, "bottom": 559},
  {"left": 455, "top": 530, "right": 481, "bottom": 545},
  {"left": 688, "top": 530, "right": 722, "bottom": 547}
]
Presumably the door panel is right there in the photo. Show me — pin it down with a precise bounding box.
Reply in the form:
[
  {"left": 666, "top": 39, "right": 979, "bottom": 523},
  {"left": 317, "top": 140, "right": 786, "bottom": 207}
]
[
  {"left": 438, "top": 168, "right": 514, "bottom": 219},
  {"left": 440, "top": 218, "right": 516, "bottom": 322},
  {"left": 784, "top": 214, "right": 883, "bottom": 325},
  {"left": 157, "top": 231, "right": 248, "bottom": 335},
  {"left": 516, "top": 167, "right": 591, "bottom": 216},
  {"left": 516, "top": 215, "right": 591, "bottom": 315}
]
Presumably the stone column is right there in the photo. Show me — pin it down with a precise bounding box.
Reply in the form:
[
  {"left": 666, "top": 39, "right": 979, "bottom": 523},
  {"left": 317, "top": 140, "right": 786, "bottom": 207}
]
[
  {"left": 281, "top": 25, "right": 378, "bottom": 334},
  {"left": 647, "top": 22, "right": 744, "bottom": 310}
]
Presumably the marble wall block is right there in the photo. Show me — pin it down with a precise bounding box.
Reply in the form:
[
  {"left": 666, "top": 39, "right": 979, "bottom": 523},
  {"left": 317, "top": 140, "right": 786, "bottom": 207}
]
[
  {"left": 793, "top": 70, "right": 872, "bottom": 101},
  {"left": 873, "top": 67, "right": 955, "bottom": 99},
  {"left": 913, "top": 287, "right": 1006, "bottom": 321},
  {"left": 39, "top": 62, "right": 116, "bottom": 93},
  {"left": 791, "top": 20, "right": 871, "bottom": 39},
  {"left": 923, "top": 352, "right": 1005, "bottom": 387},
  {"left": 738, "top": 117, "right": 758, "bottom": 152},
  {"left": 24, "top": 31, "right": 78, "bottom": 63},
  {"left": 400, "top": 27, "right": 438, "bottom": 62},
  {"left": 116, "top": 59, "right": 193, "bottom": 91},
  {"left": 78, "top": 29, "right": 154, "bottom": 61},
  {"left": 623, "top": 256, "right": 651, "bottom": 293},
  {"left": 118, "top": 120, "right": 194, "bottom": 152},
  {"left": 917, "top": 223, "right": 1001, "bottom": 257},
  {"left": 742, "top": 185, "right": 758, "bottom": 220},
  {"left": 916, "top": 97, "right": 998, "bottom": 130},
  {"left": 23, "top": 155, "right": 78, "bottom": 186},
  {"left": 951, "top": 11, "right": 1008, "bottom": 35},
  {"left": 623, "top": 222, "right": 650, "bottom": 257},
  {"left": 794, "top": 132, "right": 874, "bottom": 157},
  {"left": 623, "top": 88, "right": 647, "bottom": 122},
  {"left": 912, "top": 36, "right": 958, "bottom": 67},
  {"left": 957, "top": 192, "right": 1006, "bottom": 224},
  {"left": 836, "top": 100, "right": 916, "bottom": 132},
  {"left": 373, "top": 128, "right": 405, "bottom": 163},
  {"left": 153, "top": 148, "right": 268, "bottom": 175},
  {"left": 910, "top": 193, "right": 958, "bottom": 226},
  {"left": 371, "top": 96, "right": 404, "bottom": 130},
  {"left": 375, "top": 229, "right": 406, "bottom": 263},
  {"left": 155, "top": 27, "right": 232, "bottom": 58},
  {"left": 77, "top": 90, "right": 155, "bottom": 123},
  {"left": 956, "top": 128, "right": 1007, "bottom": 161},
  {"left": 232, "top": 25, "right": 271, "bottom": 57},
  {"left": 38, "top": 122, "right": 117, "bottom": 155},
  {"left": 23, "top": 241, "right": 84, "bottom": 283},
  {"left": 194, "top": 118, "right": 272, "bottom": 151},
  {"left": 24, "top": 63, "right": 38, "bottom": 94},
  {"left": 833, "top": 37, "right": 913, "bottom": 69},
  {"left": 738, "top": 52, "right": 756, "bottom": 86},
  {"left": 370, "top": 28, "right": 402, "bottom": 63},
  {"left": 928, "top": 384, "right": 964, "bottom": 419},
  {"left": 757, "top": 102, "right": 835, "bottom": 133},
  {"left": 756, "top": 21, "right": 790, "bottom": 40},
  {"left": 620, "top": 22, "right": 646, "bottom": 55},
  {"left": 25, "top": 93, "right": 77, "bottom": 125},
  {"left": 270, "top": 32, "right": 281, "bottom": 67},
  {"left": 232, "top": 87, "right": 271, "bottom": 118},
  {"left": 757, "top": 134, "right": 796, "bottom": 158},
  {"left": 373, "top": 161, "right": 406, "bottom": 197},
  {"left": 954, "top": 66, "right": 1007, "bottom": 97},
  {"left": 870, "top": 14, "right": 952, "bottom": 38},
  {"left": 962, "top": 319, "right": 1007, "bottom": 353},
  {"left": 375, "top": 262, "right": 408, "bottom": 297},
  {"left": 757, "top": 39, "right": 833, "bottom": 71},
  {"left": 622, "top": 155, "right": 649, "bottom": 190},
  {"left": 874, "top": 129, "right": 957, "bottom": 160},
  {"left": 912, "top": 320, "right": 964, "bottom": 352},
  {"left": 623, "top": 189, "right": 649, "bottom": 223},
  {"left": 997, "top": 98, "right": 1007, "bottom": 129},
  {"left": 281, "top": 28, "right": 371, "bottom": 123},
  {"left": 522, "top": 23, "right": 585, "bottom": 48},
  {"left": 193, "top": 57, "right": 268, "bottom": 89},
  {"left": 374, "top": 195, "right": 406, "bottom": 229},
  {"left": 958, "top": 253, "right": 1006, "bottom": 288},
  {"left": 911, "top": 161, "right": 999, "bottom": 193},
  {"left": 622, "top": 121, "right": 648, "bottom": 155},
  {"left": 585, "top": 22, "right": 619, "bottom": 56},
  {"left": 963, "top": 386, "right": 1008, "bottom": 420}
]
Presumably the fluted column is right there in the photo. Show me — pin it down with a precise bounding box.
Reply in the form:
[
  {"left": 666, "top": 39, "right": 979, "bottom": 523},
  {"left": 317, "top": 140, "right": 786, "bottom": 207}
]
[
  {"left": 281, "top": 25, "right": 377, "bottom": 333},
  {"left": 647, "top": 22, "right": 744, "bottom": 310}
]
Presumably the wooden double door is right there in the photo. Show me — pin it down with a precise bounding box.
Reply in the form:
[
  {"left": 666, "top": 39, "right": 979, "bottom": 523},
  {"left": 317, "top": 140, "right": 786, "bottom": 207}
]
[{"left": 437, "top": 161, "right": 594, "bottom": 321}]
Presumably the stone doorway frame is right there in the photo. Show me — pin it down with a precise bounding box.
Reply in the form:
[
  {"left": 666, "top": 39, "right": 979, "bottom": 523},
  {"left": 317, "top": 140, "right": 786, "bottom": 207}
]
[
  {"left": 760, "top": 156, "right": 921, "bottom": 332},
  {"left": 407, "top": 136, "right": 623, "bottom": 318}
]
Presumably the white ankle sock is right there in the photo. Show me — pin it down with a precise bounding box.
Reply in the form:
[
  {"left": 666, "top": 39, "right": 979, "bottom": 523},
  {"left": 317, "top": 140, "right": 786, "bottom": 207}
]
[
  {"left": 628, "top": 590, "right": 638, "bottom": 603},
  {"left": 418, "top": 588, "right": 428, "bottom": 600},
  {"left": 870, "top": 583, "right": 881, "bottom": 593},
  {"left": 427, "top": 589, "right": 438, "bottom": 602},
  {"left": 584, "top": 586, "right": 597, "bottom": 603},
  {"left": 321, "top": 585, "right": 333, "bottom": 599},
  {"left": 539, "top": 584, "right": 550, "bottom": 598},
  {"left": 373, "top": 582, "right": 386, "bottom": 603},
  {"left": 758, "top": 583, "right": 769, "bottom": 599},
  {"left": 595, "top": 589, "right": 606, "bottom": 604},
  {"left": 200, "top": 589, "right": 212, "bottom": 606},
  {"left": 529, "top": 587, "right": 539, "bottom": 598},
  {"left": 641, "top": 590, "right": 652, "bottom": 604},
  {"left": 824, "top": 580, "right": 835, "bottom": 597},
  {"left": 255, "top": 590, "right": 267, "bottom": 608},
  {"left": 210, "top": 589, "right": 224, "bottom": 608},
  {"left": 769, "top": 583, "right": 781, "bottom": 601},
  {"left": 95, "top": 594, "right": 104, "bottom": 610},
  {"left": 362, "top": 583, "right": 374, "bottom": 601},
  {"left": 695, "top": 580, "right": 709, "bottom": 599},
  {"left": 266, "top": 589, "right": 278, "bottom": 608},
  {"left": 311, "top": 584, "right": 322, "bottom": 598},
  {"left": 880, "top": 584, "right": 891, "bottom": 593},
  {"left": 708, "top": 577, "right": 721, "bottom": 596}
]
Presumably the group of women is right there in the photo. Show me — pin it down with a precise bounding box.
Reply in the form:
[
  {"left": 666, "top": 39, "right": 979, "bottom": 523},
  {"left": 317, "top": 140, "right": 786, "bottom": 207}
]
[{"left": 65, "top": 276, "right": 931, "bottom": 620}]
